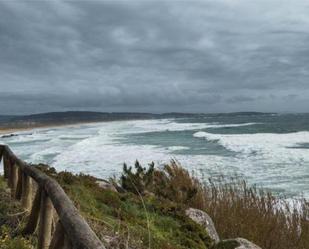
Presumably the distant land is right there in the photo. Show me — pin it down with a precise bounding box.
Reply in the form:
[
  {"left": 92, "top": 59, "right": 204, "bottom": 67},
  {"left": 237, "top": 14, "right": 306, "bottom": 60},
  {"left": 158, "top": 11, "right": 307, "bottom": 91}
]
[{"left": 0, "top": 111, "right": 273, "bottom": 130}]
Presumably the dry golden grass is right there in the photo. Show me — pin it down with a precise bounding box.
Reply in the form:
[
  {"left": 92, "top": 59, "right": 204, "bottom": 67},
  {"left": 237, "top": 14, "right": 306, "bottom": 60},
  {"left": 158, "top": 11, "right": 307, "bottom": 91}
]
[
  {"left": 164, "top": 162, "right": 309, "bottom": 249},
  {"left": 121, "top": 161, "right": 309, "bottom": 249},
  {"left": 203, "top": 179, "right": 309, "bottom": 249}
]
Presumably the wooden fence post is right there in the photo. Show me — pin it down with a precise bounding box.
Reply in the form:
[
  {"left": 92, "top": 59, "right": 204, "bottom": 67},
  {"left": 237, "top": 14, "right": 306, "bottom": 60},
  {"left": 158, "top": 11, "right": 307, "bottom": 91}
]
[
  {"left": 22, "top": 188, "right": 41, "bottom": 235},
  {"left": 10, "top": 163, "right": 18, "bottom": 198},
  {"left": 8, "top": 159, "right": 13, "bottom": 188},
  {"left": 21, "top": 173, "right": 32, "bottom": 210},
  {"left": 3, "top": 155, "right": 8, "bottom": 179},
  {"left": 38, "top": 190, "right": 54, "bottom": 249},
  {"left": 62, "top": 236, "right": 73, "bottom": 249},
  {"left": 49, "top": 221, "right": 65, "bottom": 249},
  {"left": 1, "top": 145, "right": 105, "bottom": 249},
  {"left": 15, "top": 167, "right": 23, "bottom": 200},
  {"left": 0, "top": 147, "right": 3, "bottom": 166}
]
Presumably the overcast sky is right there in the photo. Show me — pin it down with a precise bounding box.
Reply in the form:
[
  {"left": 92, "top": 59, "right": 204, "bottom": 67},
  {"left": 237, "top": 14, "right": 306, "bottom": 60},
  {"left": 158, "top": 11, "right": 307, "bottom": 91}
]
[{"left": 1, "top": 0, "right": 309, "bottom": 114}]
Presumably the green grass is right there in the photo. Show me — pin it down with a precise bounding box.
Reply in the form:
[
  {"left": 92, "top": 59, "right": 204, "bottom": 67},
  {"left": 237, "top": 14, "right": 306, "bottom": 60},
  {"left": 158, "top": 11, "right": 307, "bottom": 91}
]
[
  {"left": 0, "top": 176, "right": 35, "bottom": 249},
  {"left": 66, "top": 180, "right": 213, "bottom": 249},
  {"left": 119, "top": 161, "right": 309, "bottom": 249},
  {"left": 36, "top": 166, "right": 214, "bottom": 249},
  {"left": 2, "top": 161, "right": 308, "bottom": 249}
]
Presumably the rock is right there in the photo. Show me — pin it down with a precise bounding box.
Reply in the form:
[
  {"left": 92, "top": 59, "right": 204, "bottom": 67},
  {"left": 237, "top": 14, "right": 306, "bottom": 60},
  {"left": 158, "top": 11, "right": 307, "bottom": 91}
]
[
  {"left": 215, "top": 238, "right": 261, "bottom": 249},
  {"left": 102, "top": 235, "right": 120, "bottom": 248},
  {"left": 102, "top": 235, "right": 132, "bottom": 249},
  {"left": 1, "top": 134, "right": 18, "bottom": 138},
  {"left": 96, "top": 180, "right": 118, "bottom": 192},
  {"left": 185, "top": 208, "right": 220, "bottom": 243},
  {"left": 144, "top": 190, "right": 155, "bottom": 197},
  {"left": 1, "top": 132, "right": 32, "bottom": 139},
  {"left": 234, "top": 238, "right": 261, "bottom": 249}
]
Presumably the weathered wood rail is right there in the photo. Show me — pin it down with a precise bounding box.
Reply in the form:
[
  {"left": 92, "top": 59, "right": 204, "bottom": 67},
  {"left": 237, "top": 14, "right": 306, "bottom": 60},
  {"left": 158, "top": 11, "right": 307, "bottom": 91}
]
[{"left": 0, "top": 144, "right": 106, "bottom": 249}]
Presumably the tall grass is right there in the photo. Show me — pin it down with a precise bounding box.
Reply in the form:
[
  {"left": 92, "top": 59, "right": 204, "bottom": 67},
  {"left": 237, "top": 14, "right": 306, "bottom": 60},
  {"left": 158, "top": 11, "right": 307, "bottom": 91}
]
[
  {"left": 120, "top": 160, "right": 309, "bottom": 249},
  {"left": 203, "top": 178, "right": 309, "bottom": 249}
]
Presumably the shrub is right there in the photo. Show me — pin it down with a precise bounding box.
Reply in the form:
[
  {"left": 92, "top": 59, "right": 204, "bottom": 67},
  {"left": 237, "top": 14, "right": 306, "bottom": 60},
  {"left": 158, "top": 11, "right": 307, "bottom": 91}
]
[
  {"left": 57, "top": 171, "right": 77, "bottom": 184},
  {"left": 120, "top": 161, "right": 309, "bottom": 249},
  {"left": 153, "top": 160, "right": 206, "bottom": 209},
  {"left": 120, "top": 161, "right": 155, "bottom": 195}
]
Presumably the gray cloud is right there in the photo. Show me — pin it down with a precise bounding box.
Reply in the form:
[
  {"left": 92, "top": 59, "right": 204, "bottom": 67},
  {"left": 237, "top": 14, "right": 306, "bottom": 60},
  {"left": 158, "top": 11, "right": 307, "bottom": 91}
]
[{"left": 1, "top": 0, "right": 309, "bottom": 114}]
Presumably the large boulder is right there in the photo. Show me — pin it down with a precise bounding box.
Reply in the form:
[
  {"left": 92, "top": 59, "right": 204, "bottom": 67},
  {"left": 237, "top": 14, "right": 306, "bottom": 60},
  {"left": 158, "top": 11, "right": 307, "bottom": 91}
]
[
  {"left": 234, "top": 238, "right": 261, "bottom": 249},
  {"left": 96, "top": 179, "right": 118, "bottom": 192},
  {"left": 185, "top": 208, "right": 220, "bottom": 243},
  {"left": 102, "top": 235, "right": 129, "bottom": 249},
  {"left": 215, "top": 238, "right": 262, "bottom": 249}
]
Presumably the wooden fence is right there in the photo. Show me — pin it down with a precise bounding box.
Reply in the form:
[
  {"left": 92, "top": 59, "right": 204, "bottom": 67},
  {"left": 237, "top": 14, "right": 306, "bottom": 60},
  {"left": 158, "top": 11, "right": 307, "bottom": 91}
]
[{"left": 0, "top": 144, "right": 105, "bottom": 249}]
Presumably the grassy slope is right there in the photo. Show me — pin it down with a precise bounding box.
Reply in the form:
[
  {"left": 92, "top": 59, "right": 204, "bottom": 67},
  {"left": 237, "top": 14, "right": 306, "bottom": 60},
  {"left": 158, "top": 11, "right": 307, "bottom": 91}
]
[
  {"left": 47, "top": 169, "right": 214, "bottom": 249},
  {"left": 3, "top": 161, "right": 307, "bottom": 249},
  {"left": 0, "top": 170, "right": 215, "bottom": 249},
  {"left": 0, "top": 176, "right": 35, "bottom": 249}
]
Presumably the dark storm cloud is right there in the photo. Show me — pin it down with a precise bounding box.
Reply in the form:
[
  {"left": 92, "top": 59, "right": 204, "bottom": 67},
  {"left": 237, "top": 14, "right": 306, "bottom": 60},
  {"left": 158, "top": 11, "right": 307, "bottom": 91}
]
[{"left": 1, "top": 0, "right": 309, "bottom": 114}]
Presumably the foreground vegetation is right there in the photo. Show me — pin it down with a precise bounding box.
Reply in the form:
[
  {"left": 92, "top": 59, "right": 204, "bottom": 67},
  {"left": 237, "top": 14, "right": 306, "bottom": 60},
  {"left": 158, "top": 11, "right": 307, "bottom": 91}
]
[
  {"left": 0, "top": 161, "right": 308, "bottom": 249},
  {"left": 0, "top": 176, "right": 35, "bottom": 249},
  {"left": 119, "top": 160, "right": 309, "bottom": 249}
]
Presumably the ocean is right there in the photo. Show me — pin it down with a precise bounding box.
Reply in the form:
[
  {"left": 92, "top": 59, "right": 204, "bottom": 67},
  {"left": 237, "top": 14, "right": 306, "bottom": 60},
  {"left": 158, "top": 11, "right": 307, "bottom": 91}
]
[{"left": 1, "top": 113, "right": 309, "bottom": 199}]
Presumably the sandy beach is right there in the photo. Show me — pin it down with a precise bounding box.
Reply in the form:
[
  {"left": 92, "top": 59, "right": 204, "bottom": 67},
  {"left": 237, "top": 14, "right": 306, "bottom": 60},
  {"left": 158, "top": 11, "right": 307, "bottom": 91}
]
[
  {"left": 0, "top": 124, "right": 80, "bottom": 136},
  {"left": 0, "top": 120, "right": 110, "bottom": 136},
  {"left": 0, "top": 127, "right": 32, "bottom": 135}
]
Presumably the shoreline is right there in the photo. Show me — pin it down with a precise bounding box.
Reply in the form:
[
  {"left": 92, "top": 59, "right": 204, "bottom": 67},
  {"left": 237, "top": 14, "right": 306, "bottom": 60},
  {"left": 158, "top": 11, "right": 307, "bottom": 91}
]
[
  {"left": 0, "top": 118, "right": 155, "bottom": 135},
  {"left": 0, "top": 121, "right": 106, "bottom": 135}
]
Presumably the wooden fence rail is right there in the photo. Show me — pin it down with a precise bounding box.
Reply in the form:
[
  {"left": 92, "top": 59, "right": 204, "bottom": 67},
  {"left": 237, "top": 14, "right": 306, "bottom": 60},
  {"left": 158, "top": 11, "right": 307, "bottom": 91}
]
[{"left": 0, "top": 144, "right": 106, "bottom": 249}]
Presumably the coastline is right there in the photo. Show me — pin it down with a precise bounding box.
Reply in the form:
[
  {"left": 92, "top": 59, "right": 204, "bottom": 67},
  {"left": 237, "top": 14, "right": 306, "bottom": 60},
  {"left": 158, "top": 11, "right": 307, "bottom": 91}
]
[
  {"left": 0, "top": 121, "right": 104, "bottom": 135},
  {"left": 0, "top": 127, "right": 34, "bottom": 135},
  {"left": 0, "top": 118, "right": 154, "bottom": 136}
]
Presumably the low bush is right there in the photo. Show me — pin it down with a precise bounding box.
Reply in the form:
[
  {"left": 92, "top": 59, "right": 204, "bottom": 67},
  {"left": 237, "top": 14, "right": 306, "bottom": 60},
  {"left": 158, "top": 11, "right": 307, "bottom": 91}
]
[
  {"left": 120, "top": 161, "right": 309, "bottom": 249},
  {"left": 120, "top": 161, "right": 155, "bottom": 195}
]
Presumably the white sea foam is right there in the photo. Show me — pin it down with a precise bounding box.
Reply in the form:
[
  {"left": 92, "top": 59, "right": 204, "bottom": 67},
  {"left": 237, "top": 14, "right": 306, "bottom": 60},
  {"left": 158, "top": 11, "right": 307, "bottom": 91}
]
[
  {"left": 192, "top": 131, "right": 309, "bottom": 198},
  {"left": 117, "top": 119, "right": 211, "bottom": 133},
  {"left": 167, "top": 146, "right": 190, "bottom": 151},
  {"left": 1, "top": 119, "right": 308, "bottom": 198},
  {"left": 205, "top": 122, "right": 259, "bottom": 128},
  {"left": 52, "top": 135, "right": 171, "bottom": 176},
  {"left": 116, "top": 119, "right": 259, "bottom": 134},
  {"left": 193, "top": 131, "right": 309, "bottom": 163}
]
